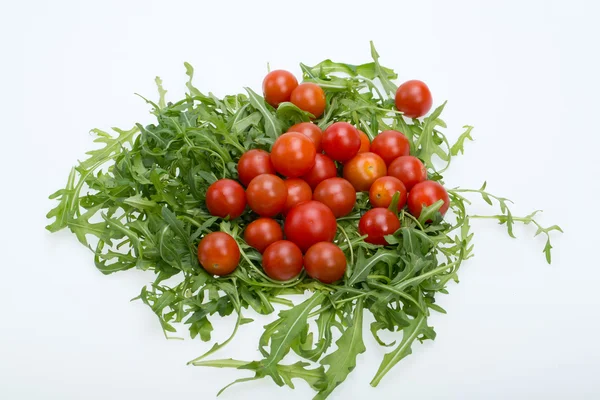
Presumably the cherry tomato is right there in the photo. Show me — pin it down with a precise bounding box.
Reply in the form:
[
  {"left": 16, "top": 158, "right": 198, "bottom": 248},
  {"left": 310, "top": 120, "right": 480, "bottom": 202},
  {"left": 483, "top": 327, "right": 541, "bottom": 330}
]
[
  {"left": 342, "top": 152, "right": 387, "bottom": 192},
  {"left": 284, "top": 178, "right": 312, "bottom": 214},
  {"left": 290, "top": 83, "right": 326, "bottom": 118},
  {"left": 407, "top": 180, "right": 450, "bottom": 218},
  {"left": 284, "top": 200, "right": 337, "bottom": 252},
  {"left": 313, "top": 178, "right": 356, "bottom": 218},
  {"left": 246, "top": 174, "right": 287, "bottom": 217},
  {"left": 304, "top": 242, "right": 347, "bottom": 284},
  {"left": 198, "top": 232, "right": 240, "bottom": 275},
  {"left": 288, "top": 122, "right": 323, "bottom": 153},
  {"left": 358, "top": 130, "right": 370, "bottom": 153},
  {"left": 243, "top": 218, "right": 283, "bottom": 253},
  {"left": 262, "top": 70, "right": 298, "bottom": 108},
  {"left": 358, "top": 208, "right": 401, "bottom": 245},
  {"left": 322, "top": 122, "right": 361, "bottom": 162},
  {"left": 301, "top": 153, "right": 337, "bottom": 189},
  {"left": 262, "top": 240, "right": 304, "bottom": 281},
  {"left": 237, "top": 149, "right": 276, "bottom": 187},
  {"left": 270, "top": 132, "right": 316, "bottom": 178},
  {"left": 395, "top": 80, "right": 433, "bottom": 118},
  {"left": 370, "top": 130, "right": 410, "bottom": 165},
  {"left": 388, "top": 155, "right": 427, "bottom": 191},
  {"left": 369, "top": 176, "right": 407, "bottom": 210},
  {"left": 205, "top": 179, "right": 246, "bottom": 219}
]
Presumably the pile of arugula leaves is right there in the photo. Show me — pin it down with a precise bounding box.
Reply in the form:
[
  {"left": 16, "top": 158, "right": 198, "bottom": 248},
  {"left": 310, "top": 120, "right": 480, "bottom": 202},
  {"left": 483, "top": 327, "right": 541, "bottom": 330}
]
[{"left": 46, "top": 43, "right": 561, "bottom": 399}]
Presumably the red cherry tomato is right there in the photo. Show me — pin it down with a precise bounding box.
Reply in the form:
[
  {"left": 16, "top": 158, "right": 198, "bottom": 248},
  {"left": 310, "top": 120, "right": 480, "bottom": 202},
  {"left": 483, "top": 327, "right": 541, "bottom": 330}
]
[
  {"left": 246, "top": 174, "right": 287, "bottom": 217},
  {"left": 358, "top": 130, "right": 370, "bottom": 153},
  {"left": 243, "top": 218, "right": 283, "bottom": 253},
  {"left": 284, "top": 178, "right": 312, "bottom": 213},
  {"left": 270, "top": 132, "right": 316, "bottom": 178},
  {"left": 322, "top": 122, "right": 361, "bottom": 162},
  {"left": 288, "top": 122, "right": 323, "bottom": 153},
  {"left": 262, "top": 240, "right": 304, "bottom": 281},
  {"left": 395, "top": 80, "right": 433, "bottom": 118},
  {"left": 262, "top": 70, "right": 298, "bottom": 107},
  {"left": 237, "top": 149, "right": 276, "bottom": 187},
  {"left": 290, "top": 83, "right": 326, "bottom": 118},
  {"left": 342, "top": 152, "right": 387, "bottom": 192},
  {"left": 205, "top": 179, "right": 246, "bottom": 219},
  {"left": 358, "top": 208, "right": 401, "bottom": 245},
  {"left": 369, "top": 176, "right": 407, "bottom": 210},
  {"left": 304, "top": 242, "right": 347, "bottom": 284},
  {"left": 370, "top": 130, "right": 410, "bottom": 165},
  {"left": 388, "top": 156, "right": 427, "bottom": 191},
  {"left": 301, "top": 153, "right": 337, "bottom": 189},
  {"left": 313, "top": 177, "right": 356, "bottom": 218},
  {"left": 198, "top": 232, "right": 240, "bottom": 275},
  {"left": 284, "top": 200, "right": 337, "bottom": 252},
  {"left": 407, "top": 180, "right": 450, "bottom": 218}
]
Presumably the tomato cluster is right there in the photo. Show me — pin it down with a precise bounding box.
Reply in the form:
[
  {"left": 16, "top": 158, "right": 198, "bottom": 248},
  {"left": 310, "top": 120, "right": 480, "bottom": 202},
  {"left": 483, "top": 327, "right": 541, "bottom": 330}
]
[{"left": 197, "top": 71, "right": 448, "bottom": 284}]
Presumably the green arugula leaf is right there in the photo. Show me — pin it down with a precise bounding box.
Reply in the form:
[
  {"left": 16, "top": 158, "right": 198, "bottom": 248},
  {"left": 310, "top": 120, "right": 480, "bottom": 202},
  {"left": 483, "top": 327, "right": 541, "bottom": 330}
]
[
  {"left": 254, "top": 292, "right": 325, "bottom": 385},
  {"left": 369, "top": 41, "right": 397, "bottom": 96},
  {"left": 370, "top": 314, "right": 435, "bottom": 386},
  {"left": 245, "top": 87, "right": 282, "bottom": 140},
  {"left": 315, "top": 298, "right": 366, "bottom": 400},
  {"left": 450, "top": 125, "right": 474, "bottom": 156},
  {"left": 348, "top": 248, "right": 400, "bottom": 286}
]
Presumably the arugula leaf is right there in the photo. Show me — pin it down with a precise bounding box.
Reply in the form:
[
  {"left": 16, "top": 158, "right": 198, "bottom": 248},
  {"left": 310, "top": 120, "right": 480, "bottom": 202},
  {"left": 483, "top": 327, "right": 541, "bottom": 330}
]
[
  {"left": 413, "top": 102, "right": 450, "bottom": 168},
  {"left": 370, "top": 314, "right": 435, "bottom": 386},
  {"left": 254, "top": 292, "right": 325, "bottom": 385},
  {"left": 348, "top": 248, "right": 400, "bottom": 286},
  {"left": 245, "top": 87, "right": 282, "bottom": 140},
  {"left": 80, "top": 127, "right": 137, "bottom": 171},
  {"left": 450, "top": 125, "right": 474, "bottom": 156},
  {"left": 315, "top": 298, "right": 366, "bottom": 400},
  {"left": 369, "top": 41, "right": 397, "bottom": 96}
]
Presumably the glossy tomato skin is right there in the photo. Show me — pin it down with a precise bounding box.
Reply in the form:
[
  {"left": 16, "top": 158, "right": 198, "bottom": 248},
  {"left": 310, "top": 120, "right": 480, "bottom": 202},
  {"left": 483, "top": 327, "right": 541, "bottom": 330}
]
[
  {"left": 370, "top": 130, "right": 410, "bottom": 165},
  {"left": 322, "top": 122, "right": 361, "bottom": 162},
  {"left": 387, "top": 156, "right": 427, "bottom": 191},
  {"left": 304, "top": 242, "right": 347, "bottom": 284},
  {"left": 198, "top": 232, "right": 240, "bottom": 275},
  {"left": 262, "top": 240, "right": 304, "bottom": 281},
  {"left": 288, "top": 122, "right": 323, "bottom": 153},
  {"left": 243, "top": 218, "right": 283, "bottom": 253},
  {"left": 284, "top": 200, "right": 337, "bottom": 252},
  {"left": 270, "top": 132, "right": 316, "bottom": 178},
  {"left": 407, "top": 180, "right": 450, "bottom": 218},
  {"left": 301, "top": 153, "right": 337, "bottom": 189},
  {"left": 283, "top": 178, "right": 312, "bottom": 214},
  {"left": 262, "top": 70, "right": 298, "bottom": 107},
  {"left": 395, "top": 80, "right": 433, "bottom": 118},
  {"left": 358, "top": 208, "right": 401, "bottom": 245},
  {"left": 313, "top": 178, "right": 356, "bottom": 218},
  {"left": 246, "top": 174, "right": 287, "bottom": 217},
  {"left": 290, "top": 83, "right": 326, "bottom": 118},
  {"left": 369, "top": 176, "right": 407, "bottom": 210},
  {"left": 205, "top": 179, "right": 246, "bottom": 219},
  {"left": 237, "top": 149, "right": 276, "bottom": 187},
  {"left": 358, "top": 130, "right": 370, "bottom": 153},
  {"left": 342, "top": 152, "right": 387, "bottom": 192}
]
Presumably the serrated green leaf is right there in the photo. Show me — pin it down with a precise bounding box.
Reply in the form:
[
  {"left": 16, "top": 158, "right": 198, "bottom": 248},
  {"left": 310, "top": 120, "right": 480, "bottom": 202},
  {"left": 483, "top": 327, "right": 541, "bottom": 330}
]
[
  {"left": 255, "top": 292, "right": 325, "bottom": 385},
  {"left": 370, "top": 314, "right": 434, "bottom": 386},
  {"left": 245, "top": 87, "right": 282, "bottom": 140},
  {"left": 314, "top": 299, "right": 366, "bottom": 400},
  {"left": 450, "top": 125, "right": 474, "bottom": 156},
  {"left": 348, "top": 248, "right": 400, "bottom": 286}
]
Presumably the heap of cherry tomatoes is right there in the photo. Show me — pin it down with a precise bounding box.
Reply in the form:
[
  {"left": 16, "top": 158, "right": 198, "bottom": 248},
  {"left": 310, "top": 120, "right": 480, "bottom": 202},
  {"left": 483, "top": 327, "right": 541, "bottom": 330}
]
[{"left": 197, "top": 70, "right": 450, "bottom": 283}]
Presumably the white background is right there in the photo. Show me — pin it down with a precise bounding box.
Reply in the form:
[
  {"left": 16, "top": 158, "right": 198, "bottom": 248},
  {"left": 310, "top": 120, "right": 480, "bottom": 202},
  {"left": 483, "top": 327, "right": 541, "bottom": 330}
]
[{"left": 1, "top": 0, "right": 599, "bottom": 399}]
